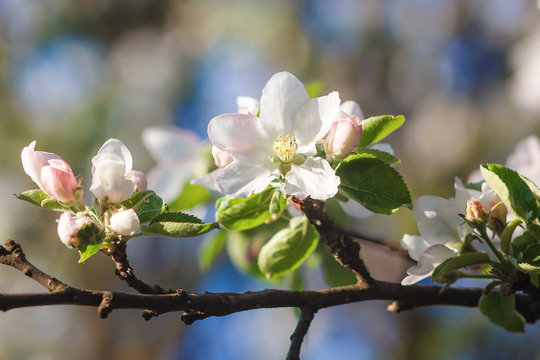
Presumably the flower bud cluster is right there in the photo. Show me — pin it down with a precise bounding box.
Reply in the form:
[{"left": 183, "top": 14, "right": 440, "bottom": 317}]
[{"left": 21, "top": 139, "right": 146, "bottom": 249}]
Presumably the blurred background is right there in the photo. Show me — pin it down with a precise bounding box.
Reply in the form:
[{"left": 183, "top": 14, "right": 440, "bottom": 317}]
[{"left": 1, "top": 0, "right": 540, "bottom": 359}]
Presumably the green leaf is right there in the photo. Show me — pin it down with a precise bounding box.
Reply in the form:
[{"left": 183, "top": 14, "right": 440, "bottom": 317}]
[
  {"left": 358, "top": 115, "right": 405, "bottom": 147},
  {"left": 199, "top": 230, "right": 227, "bottom": 270},
  {"left": 480, "top": 164, "right": 538, "bottom": 222},
  {"left": 216, "top": 187, "right": 286, "bottom": 231},
  {"left": 305, "top": 80, "right": 324, "bottom": 98},
  {"left": 122, "top": 190, "right": 166, "bottom": 223},
  {"left": 16, "top": 189, "right": 72, "bottom": 212},
  {"left": 257, "top": 216, "right": 319, "bottom": 277},
  {"left": 432, "top": 252, "right": 491, "bottom": 281},
  {"left": 335, "top": 154, "right": 411, "bottom": 214},
  {"left": 522, "top": 243, "right": 540, "bottom": 266},
  {"left": 226, "top": 230, "right": 271, "bottom": 281},
  {"left": 142, "top": 211, "right": 219, "bottom": 238},
  {"left": 78, "top": 244, "right": 103, "bottom": 263},
  {"left": 352, "top": 147, "right": 400, "bottom": 165},
  {"left": 500, "top": 219, "right": 522, "bottom": 255},
  {"left": 478, "top": 291, "right": 525, "bottom": 333},
  {"left": 318, "top": 245, "right": 356, "bottom": 287},
  {"left": 168, "top": 183, "right": 211, "bottom": 212},
  {"left": 464, "top": 181, "right": 485, "bottom": 192}
]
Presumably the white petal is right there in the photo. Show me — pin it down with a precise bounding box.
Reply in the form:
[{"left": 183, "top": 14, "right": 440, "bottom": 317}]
[
  {"left": 294, "top": 91, "right": 341, "bottom": 152},
  {"left": 142, "top": 125, "right": 200, "bottom": 161},
  {"left": 216, "top": 162, "right": 276, "bottom": 198},
  {"left": 192, "top": 169, "right": 220, "bottom": 191},
  {"left": 453, "top": 177, "right": 479, "bottom": 214},
  {"left": 340, "top": 200, "right": 373, "bottom": 219},
  {"left": 146, "top": 158, "right": 195, "bottom": 202},
  {"left": 340, "top": 100, "right": 364, "bottom": 119},
  {"left": 285, "top": 157, "right": 340, "bottom": 200},
  {"left": 92, "top": 139, "right": 133, "bottom": 175},
  {"left": 413, "top": 196, "right": 463, "bottom": 246},
  {"left": 237, "top": 96, "right": 260, "bottom": 115},
  {"left": 400, "top": 234, "right": 431, "bottom": 261},
  {"left": 259, "top": 72, "right": 309, "bottom": 139},
  {"left": 208, "top": 113, "right": 270, "bottom": 164},
  {"left": 401, "top": 244, "right": 455, "bottom": 285},
  {"left": 21, "top": 141, "right": 61, "bottom": 190}
]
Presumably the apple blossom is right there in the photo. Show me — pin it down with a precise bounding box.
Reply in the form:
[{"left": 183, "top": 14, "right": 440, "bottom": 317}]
[
  {"left": 237, "top": 96, "right": 260, "bottom": 115},
  {"left": 57, "top": 212, "right": 89, "bottom": 248},
  {"left": 326, "top": 112, "right": 362, "bottom": 159},
  {"left": 465, "top": 198, "right": 486, "bottom": 223},
  {"left": 90, "top": 139, "right": 146, "bottom": 203},
  {"left": 207, "top": 71, "right": 341, "bottom": 200},
  {"left": 110, "top": 209, "right": 140, "bottom": 236},
  {"left": 21, "top": 141, "right": 82, "bottom": 204}
]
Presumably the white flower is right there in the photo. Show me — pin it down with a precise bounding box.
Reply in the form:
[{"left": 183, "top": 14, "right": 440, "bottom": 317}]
[
  {"left": 110, "top": 209, "right": 140, "bottom": 235},
  {"left": 236, "top": 96, "right": 260, "bottom": 115},
  {"left": 207, "top": 71, "right": 341, "bottom": 200},
  {"left": 401, "top": 181, "right": 473, "bottom": 285},
  {"left": 142, "top": 125, "right": 207, "bottom": 202},
  {"left": 57, "top": 212, "right": 88, "bottom": 248},
  {"left": 90, "top": 139, "right": 145, "bottom": 203}
]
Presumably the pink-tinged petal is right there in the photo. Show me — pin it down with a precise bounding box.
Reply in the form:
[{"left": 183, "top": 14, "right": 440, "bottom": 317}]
[
  {"left": 126, "top": 170, "right": 148, "bottom": 191},
  {"left": 294, "top": 91, "right": 341, "bottom": 153},
  {"left": 401, "top": 244, "right": 455, "bottom": 285},
  {"left": 285, "top": 157, "right": 340, "bottom": 200},
  {"left": 216, "top": 162, "right": 276, "bottom": 197},
  {"left": 92, "top": 139, "right": 133, "bottom": 176},
  {"left": 340, "top": 200, "right": 373, "bottom": 219},
  {"left": 90, "top": 159, "right": 134, "bottom": 203},
  {"left": 41, "top": 160, "right": 78, "bottom": 203},
  {"left": 413, "top": 196, "right": 463, "bottom": 246},
  {"left": 400, "top": 234, "right": 431, "bottom": 261},
  {"left": 21, "top": 140, "right": 61, "bottom": 190},
  {"left": 326, "top": 117, "right": 361, "bottom": 158},
  {"left": 208, "top": 113, "right": 270, "bottom": 164},
  {"left": 212, "top": 146, "right": 233, "bottom": 168},
  {"left": 146, "top": 158, "right": 196, "bottom": 202},
  {"left": 340, "top": 100, "right": 364, "bottom": 119},
  {"left": 142, "top": 126, "right": 200, "bottom": 161},
  {"left": 237, "top": 96, "right": 260, "bottom": 115},
  {"left": 259, "top": 72, "right": 309, "bottom": 139}
]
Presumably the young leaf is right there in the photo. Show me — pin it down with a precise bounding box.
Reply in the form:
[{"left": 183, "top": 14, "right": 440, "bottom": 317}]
[
  {"left": 478, "top": 291, "right": 525, "bottom": 333},
  {"left": 480, "top": 164, "right": 538, "bottom": 222},
  {"left": 335, "top": 154, "right": 411, "bottom": 214},
  {"left": 168, "top": 183, "right": 211, "bottom": 212},
  {"left": 358, "top": 115, "right": 405, "bottom": 147},
  {"left": 318, "top": 245, "right": 356, "bottom": 287},
  {"left": 216, "top": 187, "right": 286, "bottom": 231},
  {"left": 226, "top": 230, "right": 273, "bottom": 281},
  {"left": 78, "top": 244, "right": 103, "bottom": 263},
  {"left": 142, "top": 211, "right": 219, "bottom": 238},
  {"left": 304, "top": 80, "right": 324, "bottom": 98},
  {"left": 352, "top": 147, "right": 400, "bottom": 165},
  {"left": 199, "top": 230, "right": 227, "bottom": 270},
  {"left": 122, "top": 190, "right": 166, "bottom": 223},
  {"left": 431, "top": 252, "right": 490, "bottom": 281},
  {"left": 16, "top": 189, "right": 72, "bottom": 212},
  {"left": 257, "top": 216, "right": 319, "bottom": 277}
]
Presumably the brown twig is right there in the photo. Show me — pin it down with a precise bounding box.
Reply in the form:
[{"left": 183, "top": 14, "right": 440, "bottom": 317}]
[
  {"left": 296, "top": 198, "right": 374, "bottom": 287},
  {"left": 286, "top": 309, "right": 316, "bottom": 360},
  {"left": 111, "top": 242, "right": 174, "bottom": 294}
]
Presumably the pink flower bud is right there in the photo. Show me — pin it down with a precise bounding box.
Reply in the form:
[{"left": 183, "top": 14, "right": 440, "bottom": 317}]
[
  {"left": 22, "top": 141, "right": 81, "bottom": 204},
  {"left": 57, "top": 212, "right": 88, "bottom": 248},
  {"left": 212, "top": 146, "right": 233, "bottom": 168},
  {"left": 110, "top": 209, "right": 140, "bottom": 235},
  {"left": 326, "top": 113, "right": 362, "bottom": 159},
  {"left": 465, "top": 198, "right": 486, "bottom": 222},
  {"left": 127, "top": 170, "right": 148, "bottom": 192}
]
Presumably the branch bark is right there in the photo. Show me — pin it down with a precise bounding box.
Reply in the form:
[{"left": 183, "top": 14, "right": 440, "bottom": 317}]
[{"left": 286, "top": 309, "right": 315, "bottom": 360}]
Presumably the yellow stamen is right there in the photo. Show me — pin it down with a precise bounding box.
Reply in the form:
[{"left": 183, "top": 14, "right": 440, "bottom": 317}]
[{"left": 274, "top": 134, "right": 297, "bottom": 163}]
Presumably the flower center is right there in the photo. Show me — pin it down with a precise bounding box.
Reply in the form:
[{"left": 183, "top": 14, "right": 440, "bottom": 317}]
[{"left": 273, "top": 135, "right": 297, "bottom": 163}]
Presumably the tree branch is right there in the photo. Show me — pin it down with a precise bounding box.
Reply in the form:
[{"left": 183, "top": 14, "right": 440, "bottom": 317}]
[
  {"left": 286, "top": 309, "right": 316, "bottom": 360},
  {"left": 296, "top": 198, "right": 374, "bottom": 287}
]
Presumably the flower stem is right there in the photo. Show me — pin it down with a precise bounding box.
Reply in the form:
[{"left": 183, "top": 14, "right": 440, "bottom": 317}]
[
  {"left": 457, "top": 271, "right": 496, "bottom": 279},
  {"left": 478, "top": 228, "right": 507, "bottom": 265}
]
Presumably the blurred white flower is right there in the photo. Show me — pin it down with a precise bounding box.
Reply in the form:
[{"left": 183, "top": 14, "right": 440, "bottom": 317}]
[{"left": 110, "top": 209, "right": 140, "bottom": 236}]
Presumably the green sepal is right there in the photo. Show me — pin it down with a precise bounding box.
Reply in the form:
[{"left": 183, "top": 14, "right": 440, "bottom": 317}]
[
  {"left": 431, "top": 252, "right": 491, "bottom": 282},
  {"left": 257, "top": 216, "right": 319, "bottom": 277},
  {"left": 480, "top": 164, "right": 538, "bottom": 223},
  {"left": 500, "top": 219, "right": 522, "bottom": 255},
  {"left": 352, "top": 147, "right": 400, "bottom": 165},
  {"left": 198, "top": 230, "right": 227, "bottom": 271},
  {"left": 122, "top": 190, "right": 166, "bottom": 223},
  {"left": 335, "top": 154, "right": 411, "bottom": 214},
  {"left": 141, "top": 212, "right": 219, "bottom": 238},
  {"left": 216, "top": 186, "right": 286, "bottom": 231},
  {"left": 478, "top": 290, "right": 525, "bottom": 333},
  {"left": 78, "top": 244, "right": 105, "bottom": 263},
  {"left": 16, "top": 189, "right": 73, "bottom": 212},
  {"left": 357, "top": 115, "right": 405, "bottom": 147}
]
